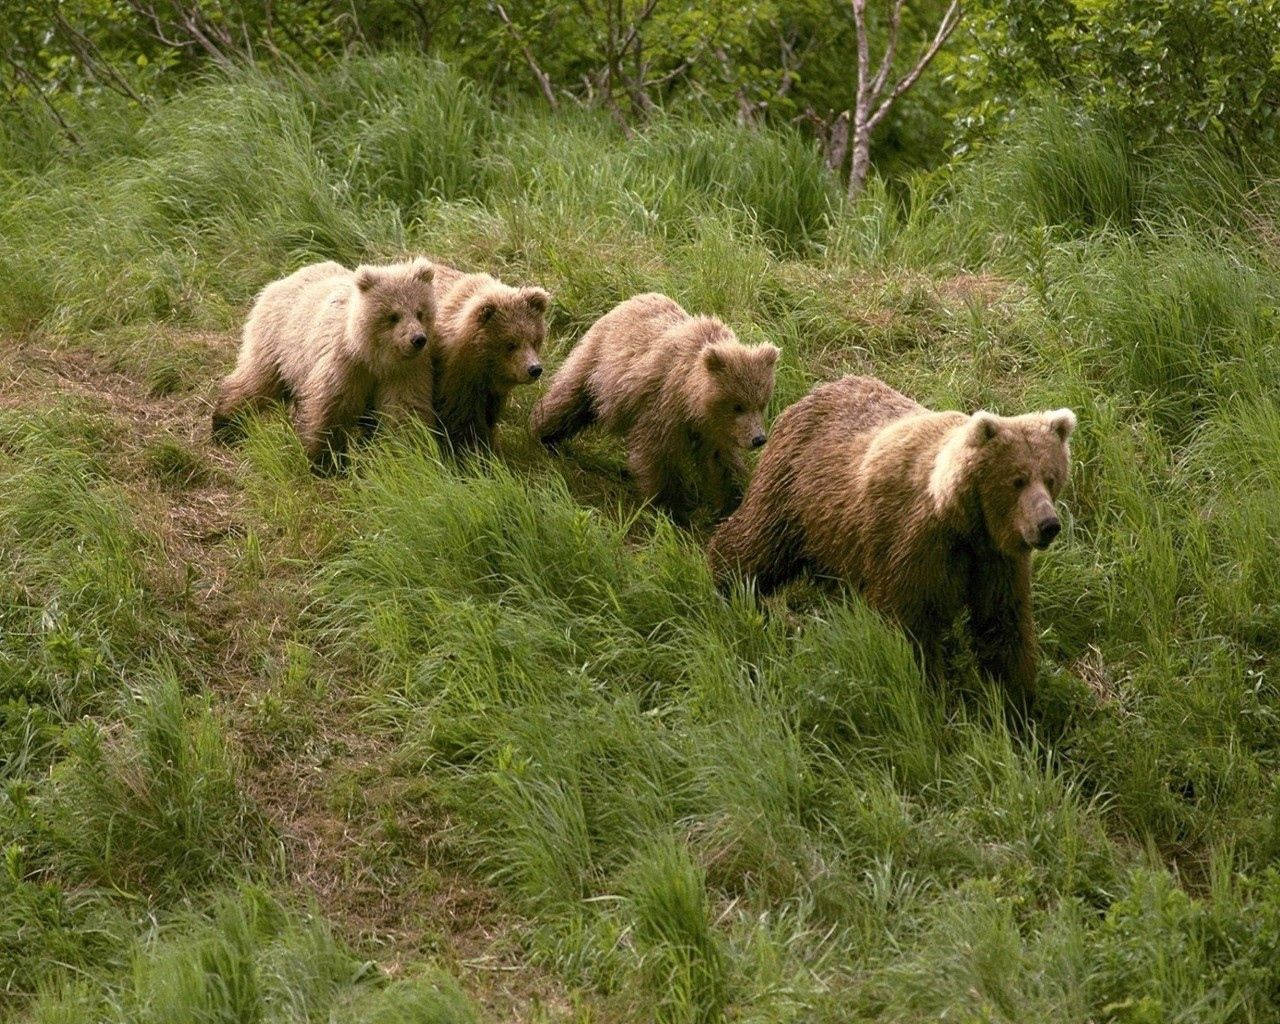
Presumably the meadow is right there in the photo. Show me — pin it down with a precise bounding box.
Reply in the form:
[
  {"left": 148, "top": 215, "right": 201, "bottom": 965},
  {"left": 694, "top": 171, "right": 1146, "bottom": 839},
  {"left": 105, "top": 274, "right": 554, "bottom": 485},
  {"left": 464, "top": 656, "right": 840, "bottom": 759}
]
[{"left": 2, "top": 52, "right": 1280, "bottom": 1022}]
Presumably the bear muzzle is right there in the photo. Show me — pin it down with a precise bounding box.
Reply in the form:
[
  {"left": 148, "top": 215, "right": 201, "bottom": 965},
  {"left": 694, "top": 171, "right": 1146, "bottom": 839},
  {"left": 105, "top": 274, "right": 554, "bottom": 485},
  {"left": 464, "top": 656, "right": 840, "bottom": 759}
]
[
  {"left": 1031, "top": 515, "right": 1061, "bottom": 549},
  {"left": 751, "top": 433, "right": 767, "bottom": 448},
  {"left": 411, "top": 333, "right": 428, "bottom": 352},
  {"left": 528, "top": 364, "right": 543, "bottom": 380}
]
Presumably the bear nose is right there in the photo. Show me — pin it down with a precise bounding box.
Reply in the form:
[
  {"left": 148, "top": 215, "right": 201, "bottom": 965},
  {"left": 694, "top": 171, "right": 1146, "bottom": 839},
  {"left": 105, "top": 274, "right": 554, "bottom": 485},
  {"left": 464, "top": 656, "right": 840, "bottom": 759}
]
[
  {"left": 411, "top": 334, "right": 427, "bottom": 351},
  {"left": 529, "top": 364, "right": 543, "bottom": 379},
  {"left": 751, "top": 433, "right": 767, "bottom": 448},
  {"left": 1036, "top": 516, "right": 1061, "bottom": 548}
]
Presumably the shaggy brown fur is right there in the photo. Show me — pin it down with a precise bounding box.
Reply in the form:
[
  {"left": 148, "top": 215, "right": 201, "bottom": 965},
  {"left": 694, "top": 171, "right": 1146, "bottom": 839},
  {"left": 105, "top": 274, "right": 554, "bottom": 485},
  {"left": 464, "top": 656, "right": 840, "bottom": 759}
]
[
  {"left": 428, "top": 263, "right": 550, "bottom": 454},
  {"left": 708, "top": 375, "right": 1077, "bottom": 691},
  {"left": 530, "top": 292, "right": 779, "bottom": 521},
  {"left": 212, "top": 258, "right": 437, "bottom": 469}
]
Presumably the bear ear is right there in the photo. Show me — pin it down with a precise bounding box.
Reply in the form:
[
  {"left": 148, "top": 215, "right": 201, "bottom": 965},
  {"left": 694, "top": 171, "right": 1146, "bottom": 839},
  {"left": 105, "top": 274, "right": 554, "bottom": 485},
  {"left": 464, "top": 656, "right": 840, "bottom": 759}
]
[
  {"left": 757, "top": 343, "right": 779, "bottom": 367},
  {"left": 476, "top": 301, "right": 499, "bottom": 324},
  {"left": 354, "top": 266, "right": 379, "bottom": 292},
  {"left": 1046, "top": 408, "right": 1077, "bottom": 442},
  {"left": 702, "top": 345, "right": 727, "bottom": 374},
  {"left": 411, "top": 258, "right": 434, "bottom": 283},
  {"left": 965, "top": 410, "right": 1001, "bottom": 447},
  {"left": 522, "top": 287, "right": 550, "bottom": 314}
]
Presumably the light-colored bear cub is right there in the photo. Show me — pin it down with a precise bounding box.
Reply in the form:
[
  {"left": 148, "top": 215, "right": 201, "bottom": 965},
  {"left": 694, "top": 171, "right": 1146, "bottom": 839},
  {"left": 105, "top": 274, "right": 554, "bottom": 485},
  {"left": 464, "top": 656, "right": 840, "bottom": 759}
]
[
  {"left": 531, "top": 292, "right": 778, "bottom": 521},
  {"left": 212, "top": 258, "right": 436, "bottom": 468}
]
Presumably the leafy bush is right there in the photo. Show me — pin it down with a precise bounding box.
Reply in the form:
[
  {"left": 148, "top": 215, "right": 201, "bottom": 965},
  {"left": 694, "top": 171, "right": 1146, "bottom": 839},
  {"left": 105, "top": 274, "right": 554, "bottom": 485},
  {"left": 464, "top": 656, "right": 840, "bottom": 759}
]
[{"left": 964, "top": 1, "right": 1280, "bottom": 155}]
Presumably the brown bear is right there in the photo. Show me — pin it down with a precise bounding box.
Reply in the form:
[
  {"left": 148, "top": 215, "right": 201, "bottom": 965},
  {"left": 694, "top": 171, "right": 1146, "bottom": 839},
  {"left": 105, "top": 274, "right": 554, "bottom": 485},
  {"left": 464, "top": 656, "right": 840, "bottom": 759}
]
[
  {"left": 530, "top": 292, "right": 779, "bottom": 521},
  {"left": 212, "top": 257, "right": 437, "bottom": 468},
  {"left": 708, "top": 375, "right": 1077, "bottom": 692},
  {"left": 428, "top": 263, "right": 550, "bottom": 454}
]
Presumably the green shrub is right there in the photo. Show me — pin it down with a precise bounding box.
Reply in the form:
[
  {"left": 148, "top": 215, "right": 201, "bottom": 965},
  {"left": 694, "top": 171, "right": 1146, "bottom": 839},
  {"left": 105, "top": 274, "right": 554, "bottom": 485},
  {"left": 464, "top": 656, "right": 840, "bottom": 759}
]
[
  {"left": 965, "top": 1, "right": 1280, "bottom": 155},
  {"left": 27, "top": 889, "right": 478, "bottom": 1024},
  {"left": 38, "top": 673, "right": 266, "bottom": 899}
]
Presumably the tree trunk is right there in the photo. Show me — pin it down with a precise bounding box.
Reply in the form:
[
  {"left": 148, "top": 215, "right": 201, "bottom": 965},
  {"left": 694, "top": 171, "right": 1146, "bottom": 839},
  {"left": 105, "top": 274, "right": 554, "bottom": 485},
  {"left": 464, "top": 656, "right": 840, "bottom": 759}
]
[
  {"left": 843, "top": 0, "right": 961, "bottom": 200},
  {"left": 848, "top": 119, "right": 872, "bottom": 199},
  {"left": 824, "top": 111, "right": 850, "bottom": 174}
]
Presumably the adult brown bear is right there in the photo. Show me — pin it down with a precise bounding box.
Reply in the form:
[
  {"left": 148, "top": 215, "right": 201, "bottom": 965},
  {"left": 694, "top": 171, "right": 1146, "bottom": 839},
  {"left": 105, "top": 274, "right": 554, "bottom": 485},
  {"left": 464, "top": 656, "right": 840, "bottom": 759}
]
[{"left": 709, "top": 375, "right": 1077, "bottom": 692}]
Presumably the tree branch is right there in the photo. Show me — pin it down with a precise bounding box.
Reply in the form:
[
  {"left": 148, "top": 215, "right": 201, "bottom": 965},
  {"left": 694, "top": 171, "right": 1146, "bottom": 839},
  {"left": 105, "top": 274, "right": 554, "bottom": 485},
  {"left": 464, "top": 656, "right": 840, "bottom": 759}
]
[
  {"left": 2, "top": 57, "right": 82, "bottom": 146},
  {"left": 492, "top": 2, "right": 558, "bottom": 108},
  {"left": 614, "top": 0, "right": 659, "bottom": 60},
  {"left": 164, "top": 0, "right": 238, "bottom": 67},
  {"left": 846, "top": 0, "right": 963, "bottom": 198},
  {"left": 120, "top": 0, "right": 194, "bottom": 50},
  {"left": 826, "top": 109, "right": 849, "bottom": 172},
  {"left": 644, "top": 50, "right": 699, "bottom": 93},
  {"left": 868, "top": 0, "right": 905, "bottom": 102},
  {"left": 851, "top": 0, "right": 871, "bottom": 130},
  {"left": 866, "top": 0, "right": 961, "bottom": 131},
  {"left": 50, "top": 9, "right": 149, "bottom": 106},
  {"left": 775, "top": 24, "right": 800, "bottom": 99}
]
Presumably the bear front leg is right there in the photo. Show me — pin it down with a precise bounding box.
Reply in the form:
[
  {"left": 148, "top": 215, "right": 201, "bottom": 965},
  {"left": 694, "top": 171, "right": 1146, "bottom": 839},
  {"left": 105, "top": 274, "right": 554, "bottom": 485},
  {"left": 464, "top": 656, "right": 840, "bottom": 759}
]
[
  {"left": 294, "top": 367, "right": 373, "bottom": 473},
  {"left": 447, "top": 414, "right": 491, "bottom": 458},
  {"left": 706, "top": 498, "right": 804, "bottom": 595},
  {"left": 898, "top": 608, "right": 951, "bottom": 688},
  {"left": 479, "top": 390, "right": 508, "bottom": 450},
  {"left": 705, "top": 449, "right": 747, "bottom": 521},
  {"left": 375, "top": 371, "right": 436, "bottom": 434},
  {"left": 628, "top": 413, "right": 705, "bottom": 523},
  {"left": 706, "top": 446, "right": 805, "bottom": 595},
  {"left": 967, "top": 556, "right": 1039, "bottom": 694},
  {"left": 627, "top": 446, "right": 693, "bottom": 524}
]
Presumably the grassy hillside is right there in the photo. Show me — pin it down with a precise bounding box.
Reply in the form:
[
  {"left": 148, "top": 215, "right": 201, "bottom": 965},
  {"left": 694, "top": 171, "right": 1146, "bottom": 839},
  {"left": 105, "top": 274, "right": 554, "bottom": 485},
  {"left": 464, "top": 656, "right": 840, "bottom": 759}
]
[{"left": 2, "top": 54, "right": 1280, "bottom": 1022}]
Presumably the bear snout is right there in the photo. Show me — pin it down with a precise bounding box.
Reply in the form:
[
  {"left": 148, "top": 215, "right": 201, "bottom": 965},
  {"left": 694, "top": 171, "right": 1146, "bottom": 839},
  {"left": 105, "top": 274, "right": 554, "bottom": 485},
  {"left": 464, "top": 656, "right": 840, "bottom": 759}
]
[
  {"left": 529, "top": 364, "right": 543, "bottom": 380},
  {"left": 411, "top": 333, "right": 428, "bottom": 352},
  {"left": 751, "top": 433, "right": 767, "bottom": 448},
  {"left": 1033, "top": 516, "right": 1061, "bottom": 549}
]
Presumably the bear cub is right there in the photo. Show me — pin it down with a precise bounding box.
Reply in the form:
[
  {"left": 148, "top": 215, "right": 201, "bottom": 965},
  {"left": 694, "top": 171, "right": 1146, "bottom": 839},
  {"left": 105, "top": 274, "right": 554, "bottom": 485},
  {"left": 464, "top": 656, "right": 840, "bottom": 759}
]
[
  {"left": 531, "top": 292, "right": 779, "bottom": 521},
  {"left": 212, "top": 258, "right": 436, "bottom": 469},
  {"left": 708, "top": 375, "right": 1076, "bottom": 693},
  {"left": 429, "top": 263, "right": 550, "bottom": 454}
]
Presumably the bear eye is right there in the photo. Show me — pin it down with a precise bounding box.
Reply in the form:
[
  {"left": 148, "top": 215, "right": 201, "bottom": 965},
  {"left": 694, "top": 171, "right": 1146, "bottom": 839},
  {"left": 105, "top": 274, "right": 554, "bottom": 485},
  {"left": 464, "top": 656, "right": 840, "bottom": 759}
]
[
  {"left": 387, "top": 312, "right": 401, "bottom": 326},
  {"left": 733, "top": 403, "right": 744, "bottom": 414},
  {"left": 416, "top": 309, "right": 425, "bottom": 321},
  {"left": 1046, "top": 475, "right": 1057, "bottom": 491},
  {"left": 507, "top": 341, "right": 519, "bottom": 353},
  {"left": 1012, "top": 476, "right": 1027, "bottom": 490}
]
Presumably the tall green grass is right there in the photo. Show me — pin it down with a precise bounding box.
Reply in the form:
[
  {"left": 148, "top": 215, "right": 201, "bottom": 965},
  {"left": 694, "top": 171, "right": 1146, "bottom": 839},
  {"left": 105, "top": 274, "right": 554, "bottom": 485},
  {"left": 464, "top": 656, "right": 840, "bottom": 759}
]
[
  {"left": 0, "top": 406, "right": 176, "bottom": 721},
  {"left": 0, "top": 53, "right": 836, "bottom": 340},
  {"left": 26, "top": 890, "right": 477, "bottom": 1023},
  {"left": 38, "top": 672, "right": 267, "bottom": 898},
  {"left": 295, "top": 417, "right": 1280, "bottom": 1019},
  {"left": 2, "top": 51, "right": 1279, "bottom": 1023}
]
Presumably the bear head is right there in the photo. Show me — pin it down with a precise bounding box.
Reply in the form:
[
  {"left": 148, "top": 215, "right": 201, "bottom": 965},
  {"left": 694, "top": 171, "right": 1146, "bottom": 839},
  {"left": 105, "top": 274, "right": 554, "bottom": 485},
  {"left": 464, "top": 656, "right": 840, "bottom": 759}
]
[
  {"left": 461, "top": 284, "right": 551, "bottom": 389},
  {"left": 932, "top": 407, "right": 1077, "bottom": 557},
  {"left": 697, "top": 340, "right": 780, "bottom": 451},
  {"left": 351, "top": 257, "right": 437, "bottom": 368}
]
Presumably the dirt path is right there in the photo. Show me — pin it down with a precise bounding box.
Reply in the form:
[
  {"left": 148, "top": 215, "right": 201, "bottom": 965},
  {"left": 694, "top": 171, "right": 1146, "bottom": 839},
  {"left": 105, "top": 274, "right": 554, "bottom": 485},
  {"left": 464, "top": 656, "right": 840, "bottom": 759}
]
[{"left": 4, "top": 333, "right": 576, "bottom": 1019}]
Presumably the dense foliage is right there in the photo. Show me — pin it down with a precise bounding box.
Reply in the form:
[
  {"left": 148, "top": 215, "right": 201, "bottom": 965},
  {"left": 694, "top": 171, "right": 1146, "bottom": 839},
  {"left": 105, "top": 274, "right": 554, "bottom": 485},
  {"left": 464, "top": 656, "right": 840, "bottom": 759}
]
[
  {"left": 1, "top": 3, "right": 1279, "bottom": 1021},
  {"left": 961, "top": 0, "right": 1280, "bottom": 155},
  {"left": 11, "top": 1, "right": 1279, "bottom": 183}
]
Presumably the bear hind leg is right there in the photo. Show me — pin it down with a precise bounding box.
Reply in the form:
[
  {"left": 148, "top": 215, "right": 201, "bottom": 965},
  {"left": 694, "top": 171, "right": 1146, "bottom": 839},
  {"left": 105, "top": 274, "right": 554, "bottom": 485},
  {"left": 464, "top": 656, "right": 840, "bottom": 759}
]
[
  {"left": 531, "top": 365, "right": 597, "bottom": 448},
  {"left": 707, "top": 501, "right": 806, "bottom": 596},
  {"left": 212, "top": 360, "right": 284, "bottom": 442}
]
